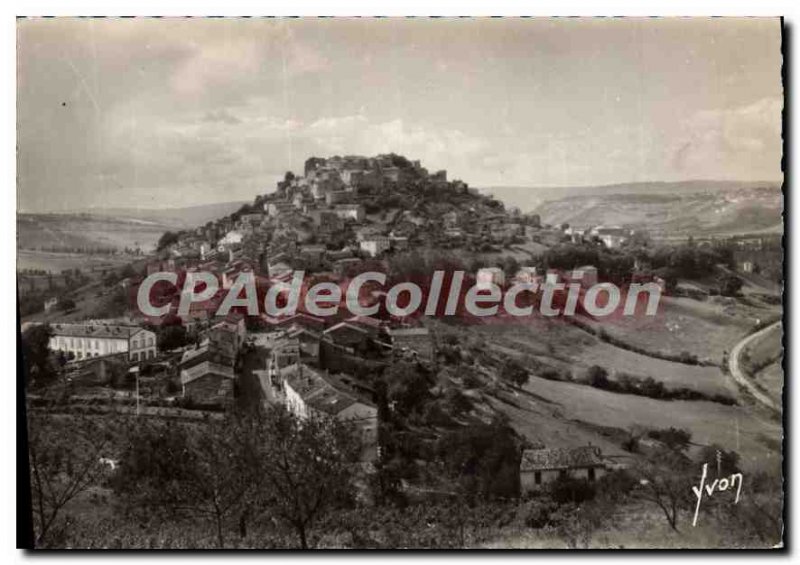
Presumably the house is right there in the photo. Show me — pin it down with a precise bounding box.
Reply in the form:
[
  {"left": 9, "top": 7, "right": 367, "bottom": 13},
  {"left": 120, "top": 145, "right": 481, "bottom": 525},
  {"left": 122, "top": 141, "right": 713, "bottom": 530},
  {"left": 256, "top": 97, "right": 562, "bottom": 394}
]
[
  {"left": 476, "top": 267, "right": 506, "bottom": 289},
  {"left": 210, "top": 313, "right": 247, "bottom": 353},
  {"left": 430, "top": 170, "right": 448, "bottom": 185},
  {"left": 299, "top": 244, "right": 327, "bottom": 261},
  {"left": 265, "top": 200, "right": 294, "bottom": 217},
  {"left": 281, "top": 363, "right": 378, "bottom": 460},
  {"left": 218, "top": 230, "right": 244, "bottom": 248},
  {"left": 269, "top": 312, "right": 327, "bottom": 332},
  {"left": 240, "top": 213, "right": 265, "bottom": 226},
  {"left": 323, "top": 321, "right": 373, "bottom": 352},
  {"left": 590, "top": 226, "right": 631, "bottom": 249},
  {"left": 520, "top": 446, "right": 607, "bottom": 494},
  {"left": 443, "top": 211, "right": 460, "bottom": 228},
  {"left": 385, "top": 326, "right": 433, "bottom": 360},
  {"left": 513, "top": 267, "right": 539, "bottom": 284},
  {"left": 334, "top": 204, "right": 365, "bottom": 222},
  {"left": 389, "top": 235, "right": 409, "bottom": 251},
  {"left": 325, "top": 190, "right": 352, "bottom": 206},
  {"left": 49, "top": 323, "right": 157, "bottom": 363},
  {"left": 308, "top": 210, "right": 344, "bottom": 234},
  {"left": 360, "top": 236, "right": 391, "bottom": 257},
  {"left": 180, "top": 359, "right": 235, "bottom": 404}
]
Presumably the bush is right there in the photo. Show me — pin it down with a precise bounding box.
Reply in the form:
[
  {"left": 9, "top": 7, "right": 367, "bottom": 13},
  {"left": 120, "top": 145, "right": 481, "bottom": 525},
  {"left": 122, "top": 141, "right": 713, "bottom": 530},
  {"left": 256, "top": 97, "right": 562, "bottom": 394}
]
[
  {"left": 522, "top": 499, "right": 560, "bottom": 529},
  {"left": 549, "top": 476, "right": 596, "bottom": 505}
]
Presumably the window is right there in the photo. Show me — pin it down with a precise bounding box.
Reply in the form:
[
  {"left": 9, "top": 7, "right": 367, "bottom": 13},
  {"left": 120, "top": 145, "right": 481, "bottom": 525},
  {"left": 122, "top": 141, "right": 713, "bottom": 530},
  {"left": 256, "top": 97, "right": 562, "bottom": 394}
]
[
  {"left": 559, "top": 470, "right": 567, "bottom": 479},
  {"left": 534, "top": 471, "right": 542, "bottom": 485},
  {"left": 588, "top": 468, "right": 596, "bottom": 482}
]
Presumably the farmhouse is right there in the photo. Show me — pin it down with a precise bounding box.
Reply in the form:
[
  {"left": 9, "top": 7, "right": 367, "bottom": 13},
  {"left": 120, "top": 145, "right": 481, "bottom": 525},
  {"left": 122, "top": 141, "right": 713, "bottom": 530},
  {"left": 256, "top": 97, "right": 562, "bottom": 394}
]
[{"left": 520, "top": 445, "right": 607, "bottom": 494}]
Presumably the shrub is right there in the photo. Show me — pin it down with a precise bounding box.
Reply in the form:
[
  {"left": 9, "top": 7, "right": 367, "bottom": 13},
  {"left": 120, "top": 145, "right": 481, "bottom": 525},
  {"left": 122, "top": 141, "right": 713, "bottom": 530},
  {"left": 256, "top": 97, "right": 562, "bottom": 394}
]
[{"left": 549, "top": 476, "right": 596, "bottom": 505}]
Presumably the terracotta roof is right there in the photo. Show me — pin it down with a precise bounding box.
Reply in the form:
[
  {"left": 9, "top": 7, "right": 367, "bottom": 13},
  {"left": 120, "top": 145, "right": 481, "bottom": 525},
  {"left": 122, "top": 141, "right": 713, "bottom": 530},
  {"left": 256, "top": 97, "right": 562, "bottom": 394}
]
[{"left": 520, "top": 446, "right": 605, "bottom": 472}]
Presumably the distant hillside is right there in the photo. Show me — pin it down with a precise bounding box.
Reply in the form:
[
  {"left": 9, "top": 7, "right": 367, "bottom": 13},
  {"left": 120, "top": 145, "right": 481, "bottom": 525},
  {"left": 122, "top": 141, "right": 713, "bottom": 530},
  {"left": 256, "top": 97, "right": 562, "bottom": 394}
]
[
  {"left": 17, "top": 201, "right": 250, "bottom": 255},
  {"left": 481, "top": 180, "right": 780, "bottom": 215},
  {"left": 482, "top": 181, "right": 782, "bottom": 237},
  {"left": 17, "top": 213, "right": 175, "bottom": 253},
  {"left": 67, "top": 201, "right": 250, "bottom": 229}
]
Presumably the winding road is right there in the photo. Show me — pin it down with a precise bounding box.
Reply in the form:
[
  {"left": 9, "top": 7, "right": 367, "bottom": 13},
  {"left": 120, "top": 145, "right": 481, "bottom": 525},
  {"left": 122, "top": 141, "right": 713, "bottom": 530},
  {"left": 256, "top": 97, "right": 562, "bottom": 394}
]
[{"left": 728, "top": 321, "right": 782, "bottom": 413}]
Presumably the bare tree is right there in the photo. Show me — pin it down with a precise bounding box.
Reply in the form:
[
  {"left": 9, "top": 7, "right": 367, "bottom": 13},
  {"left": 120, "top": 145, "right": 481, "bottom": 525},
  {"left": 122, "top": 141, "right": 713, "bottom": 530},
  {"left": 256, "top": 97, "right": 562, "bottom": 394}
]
[
  {"left": 27, "top": 410, "right": 116, "bottom": 546},
  {"left": 251, "top": 407, "right": 360, "bottom": 549},
  {"left": 633, "top": 447, "right": 693, "bottom": 532},
  {"left": 114, "top": 416, "right": 253, "bottom": 548}
]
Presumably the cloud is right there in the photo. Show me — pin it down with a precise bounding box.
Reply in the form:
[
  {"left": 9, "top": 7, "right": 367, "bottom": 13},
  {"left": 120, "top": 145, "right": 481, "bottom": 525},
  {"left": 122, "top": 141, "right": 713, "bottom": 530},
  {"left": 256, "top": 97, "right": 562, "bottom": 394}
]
[
  {"left": 202, "top": 109, "right": 242, "bottom": 125},
  {"left": 670, "top": 97, "right": 783, "bottom": 180}
]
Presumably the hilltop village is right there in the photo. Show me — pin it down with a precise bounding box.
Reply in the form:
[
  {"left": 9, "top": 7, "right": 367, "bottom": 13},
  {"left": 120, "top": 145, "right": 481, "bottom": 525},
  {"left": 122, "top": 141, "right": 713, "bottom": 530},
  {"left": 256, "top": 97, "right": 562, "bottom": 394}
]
[{"left": 21, "top": 154, "right": 783, "bottom": 548}]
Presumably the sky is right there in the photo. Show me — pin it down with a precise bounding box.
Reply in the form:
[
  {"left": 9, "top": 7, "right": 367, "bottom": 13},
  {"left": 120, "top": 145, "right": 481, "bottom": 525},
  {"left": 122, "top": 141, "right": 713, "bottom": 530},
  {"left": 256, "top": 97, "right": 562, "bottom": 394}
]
[{"left": 17, "top": 17, "right": 783, "bottom": 212}]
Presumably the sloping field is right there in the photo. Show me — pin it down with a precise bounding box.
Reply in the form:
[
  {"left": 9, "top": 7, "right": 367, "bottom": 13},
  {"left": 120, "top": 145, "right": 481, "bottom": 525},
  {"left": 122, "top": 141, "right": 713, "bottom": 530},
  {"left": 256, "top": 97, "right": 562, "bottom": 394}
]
[
  {"left": 521, "top": 375, "right": 781, "bottom": 473},
  {"left": 755, "top": 362, "right": 784, "bottom": 406},
  {"left": 582, "top": 295, "right": 770, "bottom": 362},
  {"left": 467, "top": 317, "right": 735, "bottom": 398}
]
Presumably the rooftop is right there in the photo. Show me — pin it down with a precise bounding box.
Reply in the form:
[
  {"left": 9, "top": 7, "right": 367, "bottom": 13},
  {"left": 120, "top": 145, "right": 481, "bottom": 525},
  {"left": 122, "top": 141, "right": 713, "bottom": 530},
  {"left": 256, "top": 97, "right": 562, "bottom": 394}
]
[
  {"left": 282, "top": 363, "right": 375, "bottom": 416},
  {"left": 50, "top": 323, "right": 146, "bottom": 340},
  {"left": 520, "top": 446, "right": 605, "bottom": 472}
]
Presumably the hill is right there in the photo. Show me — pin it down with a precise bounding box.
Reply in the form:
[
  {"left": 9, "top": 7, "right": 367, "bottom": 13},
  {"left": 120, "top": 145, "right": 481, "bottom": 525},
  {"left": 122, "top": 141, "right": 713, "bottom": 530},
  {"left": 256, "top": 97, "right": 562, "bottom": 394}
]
[
  {"left": 17, "top": 201, "right": 249, "bottom": 256},
  {"left": 484, "top": 181, "right": 782, "bottom": 237},
  {"left": 64, "top": 201, "right": 250, "bottom": 230}
]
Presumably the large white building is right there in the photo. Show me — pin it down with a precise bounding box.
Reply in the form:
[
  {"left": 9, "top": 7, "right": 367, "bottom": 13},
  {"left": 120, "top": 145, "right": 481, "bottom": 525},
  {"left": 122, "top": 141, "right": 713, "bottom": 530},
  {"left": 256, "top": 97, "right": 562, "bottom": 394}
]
[{"left": 49, "top": 323, "right": 157, "bottom": 362}]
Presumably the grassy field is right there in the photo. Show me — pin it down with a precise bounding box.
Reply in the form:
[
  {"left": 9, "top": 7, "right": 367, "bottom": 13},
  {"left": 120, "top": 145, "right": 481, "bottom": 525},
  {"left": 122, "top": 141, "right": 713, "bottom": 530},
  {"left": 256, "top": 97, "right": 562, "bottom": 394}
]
[
  {"left": 17, "top": 250, "right": 133, "bottom": 274},
  {"left": 582, "top": 295, "right": 776, "bottom": 363},
  {"left": 742, "top": 323, "right": 783, "bottom": 406},
  {"left": 431, "top": 315, "right": 781, "bottom": 475},
  {"left": 755, "top": 362, "right": 784, "bottom": 406},
  {"left": 461, "top": 317, "right": 735, "bottom": 398},
  {"left": 519, "top": 374, "right": 781, "bottom": 473}
]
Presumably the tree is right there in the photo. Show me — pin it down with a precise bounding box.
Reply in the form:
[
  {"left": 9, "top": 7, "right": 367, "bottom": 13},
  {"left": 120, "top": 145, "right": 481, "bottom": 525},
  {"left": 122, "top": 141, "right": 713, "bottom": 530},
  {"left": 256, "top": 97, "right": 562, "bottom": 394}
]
[
  {"left": 633, "top": 447, "right": 694, "bottom": 531},
  {"left": 114, "top": 417, "right": 253, "bottom": 548},
  {"left": 22, "top": 324, "right": 56, "bottom": 388},
  {"left": 157, "top": 324, "right": 189, "bottom": 351},
  {"left": 156, "top": 231, "right": 180, "bottom": 251},
  {"left": 718, "top": 273, "right": 743, "bottom": 297},
  {"left": 382, "top": 361, "right": 433, "bottom": 417},
  {"left": 436, "top": 417, "right": 521, "bottom": 500},
  {"left": 27, "top": 411, "right": 117, "bottom": 546},
  {"left": 585, "top": 365, "right": 609, "bottom": 388},
  {"left": 58, "top": 297, "right": 76, "bottom": 312},
  {"left": 648, "top": 427, "right": 692, "bottom": 452},
  {"left": 251, "top": 407, "right": 360, "bottom": 548},
  {"left": 500, "top": 359, "right": 529, "bottom": 387}
]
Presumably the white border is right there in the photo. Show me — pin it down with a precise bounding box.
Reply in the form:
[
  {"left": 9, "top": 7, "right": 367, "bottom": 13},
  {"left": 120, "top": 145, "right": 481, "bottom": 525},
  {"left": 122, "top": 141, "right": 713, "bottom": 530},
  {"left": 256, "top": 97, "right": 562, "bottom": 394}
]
[{"left": 4, "top": 2, "right": 795, "bottom": 564}]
